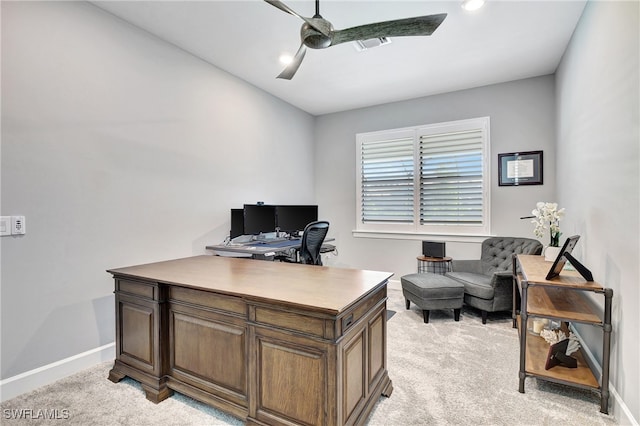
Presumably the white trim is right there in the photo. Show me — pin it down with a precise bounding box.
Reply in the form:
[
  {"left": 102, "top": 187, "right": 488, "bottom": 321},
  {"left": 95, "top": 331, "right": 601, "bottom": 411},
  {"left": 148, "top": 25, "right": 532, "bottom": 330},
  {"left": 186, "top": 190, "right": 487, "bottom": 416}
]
[
  {"left": 0, "top": 342, "right": 115, "bottom": 402},
  {"left": 352, "top": 229, "right": 491, "bottom": 244}
]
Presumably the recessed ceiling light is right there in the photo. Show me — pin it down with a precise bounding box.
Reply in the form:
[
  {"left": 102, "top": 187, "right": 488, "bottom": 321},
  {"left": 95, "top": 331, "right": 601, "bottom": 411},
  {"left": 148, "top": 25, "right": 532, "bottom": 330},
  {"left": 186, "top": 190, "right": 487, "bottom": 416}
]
[
  {"left": 461, "top": 0, "right": 485, "bottom": 11},
  {"left": 279, "top": 53, "right": 293, "bottom": 65}
]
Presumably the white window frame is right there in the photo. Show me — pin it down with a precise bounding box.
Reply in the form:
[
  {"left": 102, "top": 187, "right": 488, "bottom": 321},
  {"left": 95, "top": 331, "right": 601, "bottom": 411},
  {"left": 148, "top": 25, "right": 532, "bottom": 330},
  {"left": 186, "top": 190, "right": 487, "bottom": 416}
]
[{"left": 355, "top": 117, "right": 491, "bottom": 239}]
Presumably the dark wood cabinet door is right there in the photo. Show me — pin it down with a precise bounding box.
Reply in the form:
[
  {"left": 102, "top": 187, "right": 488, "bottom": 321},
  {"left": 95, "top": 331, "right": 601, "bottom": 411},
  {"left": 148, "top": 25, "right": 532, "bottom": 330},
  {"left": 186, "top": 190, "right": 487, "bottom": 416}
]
[
  {"left": 168, "top": 304, "right": 248, "bottom": 407},
  {"left": 253, "top": 332, "right": 328, "bottom": 426},
  {"left": 116, "top": 294, "right": 160, "bottom": 375}
]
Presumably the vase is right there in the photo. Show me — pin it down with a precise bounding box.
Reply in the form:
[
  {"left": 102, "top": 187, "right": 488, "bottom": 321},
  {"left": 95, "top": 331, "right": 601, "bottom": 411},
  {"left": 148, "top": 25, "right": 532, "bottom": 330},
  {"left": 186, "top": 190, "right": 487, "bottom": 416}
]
[{"left": 544, "top": 246, "right": 561, "bottom": 262}]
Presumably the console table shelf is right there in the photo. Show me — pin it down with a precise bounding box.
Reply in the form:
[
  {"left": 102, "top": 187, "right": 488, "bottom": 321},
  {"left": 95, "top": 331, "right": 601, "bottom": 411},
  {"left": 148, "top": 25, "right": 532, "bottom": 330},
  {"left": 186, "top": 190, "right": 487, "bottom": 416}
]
[
  {"left": 513, "top": 254, "right": 612, "bottom": 414},
  {"left": 525, "top": 285, "right": 602, "bottom": 324}
]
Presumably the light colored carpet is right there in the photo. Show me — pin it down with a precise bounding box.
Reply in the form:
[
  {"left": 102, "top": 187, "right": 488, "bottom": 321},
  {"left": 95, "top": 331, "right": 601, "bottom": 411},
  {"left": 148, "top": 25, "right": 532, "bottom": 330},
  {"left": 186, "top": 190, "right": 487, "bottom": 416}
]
[{"left": 1, "top": 286, "right": 617, "bottom": 425}]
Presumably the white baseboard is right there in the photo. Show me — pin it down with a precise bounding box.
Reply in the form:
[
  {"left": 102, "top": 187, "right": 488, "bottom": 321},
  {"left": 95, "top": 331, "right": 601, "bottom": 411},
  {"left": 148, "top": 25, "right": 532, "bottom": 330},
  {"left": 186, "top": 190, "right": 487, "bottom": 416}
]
[{"left": 0, "top": 342, "right": 115, "bottom": 403}]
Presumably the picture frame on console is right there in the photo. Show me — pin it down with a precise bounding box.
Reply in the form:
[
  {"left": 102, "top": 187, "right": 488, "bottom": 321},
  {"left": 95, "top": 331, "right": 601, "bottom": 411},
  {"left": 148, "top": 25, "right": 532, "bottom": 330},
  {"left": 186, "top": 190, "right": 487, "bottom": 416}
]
[
  {"left": 498, "top": 150, "right": 543, "bottom": 186},
  {"left": 545, "top": 235, "right": 594, "bottom": 281}
]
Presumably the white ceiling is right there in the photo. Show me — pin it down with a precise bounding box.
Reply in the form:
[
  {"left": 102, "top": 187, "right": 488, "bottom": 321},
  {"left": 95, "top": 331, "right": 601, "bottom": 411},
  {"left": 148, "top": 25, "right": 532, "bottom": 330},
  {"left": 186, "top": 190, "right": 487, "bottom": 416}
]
[{"left": 92, "top": 0, "right": 586, "bottom": 116}]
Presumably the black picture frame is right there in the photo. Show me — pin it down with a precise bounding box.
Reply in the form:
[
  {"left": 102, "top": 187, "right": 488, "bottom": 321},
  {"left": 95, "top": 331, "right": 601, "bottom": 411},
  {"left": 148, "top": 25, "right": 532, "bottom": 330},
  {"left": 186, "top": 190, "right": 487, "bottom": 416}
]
[
  {"left": 545, "top": 338, "right": 577, "bottom": 370},
  {"left": 545, "top": 235, "right": 594, "bottom": 281},
  {"left": 545, "top": 235, "right": 579, "bottom": 280},
  {"left": 498, "top": 150, "right": 543, "bottom": 186}
]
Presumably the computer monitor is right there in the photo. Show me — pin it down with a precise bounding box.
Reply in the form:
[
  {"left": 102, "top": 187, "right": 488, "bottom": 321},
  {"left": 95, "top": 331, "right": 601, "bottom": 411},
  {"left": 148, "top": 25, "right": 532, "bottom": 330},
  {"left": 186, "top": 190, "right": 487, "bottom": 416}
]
[
  {"left": 243, "top": 204, "right": 277, "bottom": 235},
  {"left": 230, "top": 208, "right": 244, "bottom": 239},
  {"left": 276, "top": 205, "right": 318, "bottom": 235}
]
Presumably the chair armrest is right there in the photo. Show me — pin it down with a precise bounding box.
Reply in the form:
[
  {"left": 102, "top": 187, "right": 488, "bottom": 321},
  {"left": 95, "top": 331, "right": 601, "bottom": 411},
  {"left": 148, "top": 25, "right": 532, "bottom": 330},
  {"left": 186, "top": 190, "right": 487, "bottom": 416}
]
[
  {"left": 493, "top": 270, "right": 513, "bottom": 277},
  {"left": 450, "top": 259, "right": 483, "bottom": 274},
  {"left": 487, "top": 270, "right": 517, "bottom": 312},
  {"left": 490, "top": 270, "right": 514, "bottom": 297},
  {"left": 490, "top": 270, "right": 513, "bottom": 286}
]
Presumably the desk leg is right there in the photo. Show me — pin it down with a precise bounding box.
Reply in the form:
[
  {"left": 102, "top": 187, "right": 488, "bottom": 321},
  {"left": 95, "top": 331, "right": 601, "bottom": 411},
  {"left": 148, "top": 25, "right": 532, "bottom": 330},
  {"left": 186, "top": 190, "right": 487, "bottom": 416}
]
[{"left": 108, "top": 360, "right": 173, "bottom": 403}]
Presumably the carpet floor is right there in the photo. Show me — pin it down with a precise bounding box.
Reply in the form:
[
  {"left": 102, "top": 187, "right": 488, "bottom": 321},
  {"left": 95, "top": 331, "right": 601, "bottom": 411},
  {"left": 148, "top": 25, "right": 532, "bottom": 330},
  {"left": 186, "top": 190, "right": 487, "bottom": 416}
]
[{"left": 1, "top": 285, "right": 617, "bottom": 425}]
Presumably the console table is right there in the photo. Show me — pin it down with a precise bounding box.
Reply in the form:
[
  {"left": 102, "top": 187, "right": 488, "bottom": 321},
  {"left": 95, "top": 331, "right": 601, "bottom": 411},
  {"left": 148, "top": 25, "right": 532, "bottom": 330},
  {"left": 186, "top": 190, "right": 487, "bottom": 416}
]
[
  {"left": 513, "top": 254, "right": 612, "bottom": 413},
  {"left": 107, "top": 256, "right": 394, "bottom": 425}
]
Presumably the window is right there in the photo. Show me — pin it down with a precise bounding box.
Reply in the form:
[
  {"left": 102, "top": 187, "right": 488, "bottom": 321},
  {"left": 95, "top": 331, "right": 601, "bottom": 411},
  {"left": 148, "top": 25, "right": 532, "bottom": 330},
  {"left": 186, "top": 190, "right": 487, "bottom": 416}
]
[{"left": 356, "top": 117, "right": 490, "bottom": 237}]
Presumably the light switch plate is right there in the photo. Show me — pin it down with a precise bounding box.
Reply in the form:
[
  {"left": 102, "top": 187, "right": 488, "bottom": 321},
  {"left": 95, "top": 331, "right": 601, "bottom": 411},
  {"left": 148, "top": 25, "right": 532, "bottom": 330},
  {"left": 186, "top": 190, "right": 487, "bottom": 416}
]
[
  {"left": 11, "top": 216, "right": 26, "bottom": 235},
  {"left": 0, "top": 216, "right": 11, "bottom": 236}
]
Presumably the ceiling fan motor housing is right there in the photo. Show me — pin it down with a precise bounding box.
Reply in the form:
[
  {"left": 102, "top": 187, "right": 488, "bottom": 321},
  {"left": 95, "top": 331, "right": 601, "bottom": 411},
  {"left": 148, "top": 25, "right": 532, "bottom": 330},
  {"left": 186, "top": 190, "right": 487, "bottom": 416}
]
[{"left": 301, "top": 18, "right": 333, "bottom": 49}]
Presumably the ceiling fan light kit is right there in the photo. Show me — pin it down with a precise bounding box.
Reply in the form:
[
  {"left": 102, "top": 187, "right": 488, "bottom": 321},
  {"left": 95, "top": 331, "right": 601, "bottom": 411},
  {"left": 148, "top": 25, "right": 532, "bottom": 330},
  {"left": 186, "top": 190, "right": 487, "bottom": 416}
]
[
  {"left": 461, "top": 0, "right": 486, "bottom": 12},
  {"left": 265, "top": 0, "right": 447, "bottom": 80},
  {"left": 279, "top": 53, "right": 294, "bottom": 65}
]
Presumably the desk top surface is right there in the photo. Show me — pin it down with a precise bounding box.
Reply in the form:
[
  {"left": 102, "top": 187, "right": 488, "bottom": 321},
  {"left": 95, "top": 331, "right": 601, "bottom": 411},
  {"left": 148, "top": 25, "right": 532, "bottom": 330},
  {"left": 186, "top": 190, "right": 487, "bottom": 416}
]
[{"left": 108, "top": 255, "right": 393, "bottom": 315}]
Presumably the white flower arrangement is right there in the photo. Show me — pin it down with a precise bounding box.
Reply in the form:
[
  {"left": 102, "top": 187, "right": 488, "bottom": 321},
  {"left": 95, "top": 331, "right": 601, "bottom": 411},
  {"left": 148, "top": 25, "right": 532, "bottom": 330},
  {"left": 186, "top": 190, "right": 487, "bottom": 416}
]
[{"left": 531, "top": 202, "right": 565, "bottom": 247}]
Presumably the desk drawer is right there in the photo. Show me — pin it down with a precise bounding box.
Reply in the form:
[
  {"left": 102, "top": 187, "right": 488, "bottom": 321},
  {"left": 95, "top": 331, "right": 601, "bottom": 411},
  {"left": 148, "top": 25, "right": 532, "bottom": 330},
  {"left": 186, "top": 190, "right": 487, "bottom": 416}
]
[
  {"left": 253, "top": 306, "right": 328, "bottom": 339},
  {"left": 117, "top": 279, "right": 156, "bottom": 300},
  {"left": 169, "top": 286, "right": 246, "bottom": 316}
]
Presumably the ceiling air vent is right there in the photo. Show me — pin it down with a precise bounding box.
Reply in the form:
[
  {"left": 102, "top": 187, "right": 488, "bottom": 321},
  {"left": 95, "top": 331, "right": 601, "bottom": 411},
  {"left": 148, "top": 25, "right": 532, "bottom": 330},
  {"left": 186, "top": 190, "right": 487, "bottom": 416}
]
[{"left": 353, "top": 37, "right": 392, "bottom": 52}]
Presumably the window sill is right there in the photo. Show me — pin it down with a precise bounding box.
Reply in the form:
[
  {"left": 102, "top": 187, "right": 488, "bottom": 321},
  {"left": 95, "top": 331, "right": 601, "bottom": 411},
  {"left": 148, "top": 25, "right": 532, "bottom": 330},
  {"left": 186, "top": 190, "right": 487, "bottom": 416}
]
[{"left": 352, "top": 229, "right": 492, "bottom": 243}]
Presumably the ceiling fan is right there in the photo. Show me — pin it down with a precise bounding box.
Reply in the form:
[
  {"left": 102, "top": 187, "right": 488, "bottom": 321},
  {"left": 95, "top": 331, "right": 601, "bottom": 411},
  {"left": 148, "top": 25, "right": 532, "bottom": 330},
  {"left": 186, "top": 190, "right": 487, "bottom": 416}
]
[{"left": 265, "top": 0, "right": 447, "bottom": 79}]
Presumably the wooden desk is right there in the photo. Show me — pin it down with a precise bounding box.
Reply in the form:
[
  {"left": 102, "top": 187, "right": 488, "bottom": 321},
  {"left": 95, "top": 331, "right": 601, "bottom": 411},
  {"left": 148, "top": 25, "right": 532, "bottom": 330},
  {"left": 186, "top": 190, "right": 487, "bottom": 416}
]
[{"left": 107, "top": 256, "right": 393, "bottom": 425}]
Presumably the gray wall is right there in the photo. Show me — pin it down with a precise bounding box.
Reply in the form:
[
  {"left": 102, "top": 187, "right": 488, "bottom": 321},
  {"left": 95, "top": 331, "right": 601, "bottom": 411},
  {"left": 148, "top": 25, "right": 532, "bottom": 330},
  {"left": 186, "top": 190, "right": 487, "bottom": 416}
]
[
  {"left": 315, "top": 75, "right": 557, "bottom": 277},
  {"left": 556, "top": 1, "right": 639, "bottom": 421},
  {"left": 1, "top": 1, "right": 315, "bottom": 378}
]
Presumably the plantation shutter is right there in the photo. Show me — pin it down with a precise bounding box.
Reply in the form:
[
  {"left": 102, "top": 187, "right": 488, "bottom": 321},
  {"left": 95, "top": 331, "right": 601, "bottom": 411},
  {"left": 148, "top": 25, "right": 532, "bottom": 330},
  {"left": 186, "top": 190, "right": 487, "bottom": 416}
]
[
  {"left": 360, "top": 136, "right": 415, "bottom": 224},
  {"left": 419, "top": 129, "right": 484, "bottom": 225}
]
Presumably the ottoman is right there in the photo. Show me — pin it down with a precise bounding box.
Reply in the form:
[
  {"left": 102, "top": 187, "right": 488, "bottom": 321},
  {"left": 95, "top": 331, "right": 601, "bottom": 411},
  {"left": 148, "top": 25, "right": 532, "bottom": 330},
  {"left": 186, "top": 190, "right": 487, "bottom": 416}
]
[{"left": 400, "top": 273, "right": 464, "bottom": 323}]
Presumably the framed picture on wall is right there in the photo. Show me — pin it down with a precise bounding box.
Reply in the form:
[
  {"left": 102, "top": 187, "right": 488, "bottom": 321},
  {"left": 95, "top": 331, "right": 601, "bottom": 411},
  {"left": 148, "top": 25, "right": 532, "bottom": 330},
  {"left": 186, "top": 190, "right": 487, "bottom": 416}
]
[{"left": 498, "top": 150, "right": 543, "bottom": 186}]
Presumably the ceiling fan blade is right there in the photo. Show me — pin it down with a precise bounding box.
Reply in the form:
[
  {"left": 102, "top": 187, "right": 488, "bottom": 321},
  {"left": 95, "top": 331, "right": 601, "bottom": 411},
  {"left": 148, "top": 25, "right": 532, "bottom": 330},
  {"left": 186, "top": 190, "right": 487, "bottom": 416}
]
[
  {"left": 264, "top": 0, "right": 305, "bottom": 19},
  {"left": 330, "top": 13, "right": 447, "bottom": 46},
  {"left": 277, "top": 44, "right": 307, "bottom": 80},
  {"left": 264, "top": 0, "right": 330, "bottom": 36}
]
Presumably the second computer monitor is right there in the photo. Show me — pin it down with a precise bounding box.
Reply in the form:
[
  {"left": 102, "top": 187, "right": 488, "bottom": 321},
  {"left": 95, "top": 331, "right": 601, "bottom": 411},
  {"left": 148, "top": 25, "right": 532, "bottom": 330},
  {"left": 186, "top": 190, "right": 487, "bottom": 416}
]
[{"left": 276, "top": 205, "right": 318, "bottom": 235}]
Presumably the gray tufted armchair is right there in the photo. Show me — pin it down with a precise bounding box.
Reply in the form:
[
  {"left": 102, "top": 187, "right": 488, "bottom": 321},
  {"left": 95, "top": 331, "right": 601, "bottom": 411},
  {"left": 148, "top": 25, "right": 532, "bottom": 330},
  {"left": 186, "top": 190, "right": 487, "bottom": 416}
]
[{"left": 445, "top": 237, "right": 543, "bottom": 324}]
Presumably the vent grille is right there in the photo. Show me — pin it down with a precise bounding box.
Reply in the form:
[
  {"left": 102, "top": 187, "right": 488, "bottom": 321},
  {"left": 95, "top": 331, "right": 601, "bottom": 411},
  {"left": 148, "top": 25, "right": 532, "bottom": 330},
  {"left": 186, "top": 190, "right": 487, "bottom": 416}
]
[{"left": 354, "top": 37, "right": 392, "bottom": 52}]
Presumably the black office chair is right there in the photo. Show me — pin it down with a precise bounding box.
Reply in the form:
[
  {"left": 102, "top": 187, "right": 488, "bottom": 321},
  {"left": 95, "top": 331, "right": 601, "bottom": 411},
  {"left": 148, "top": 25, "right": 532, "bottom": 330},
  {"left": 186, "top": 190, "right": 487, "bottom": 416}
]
[{"left": 298, "top": 221, "right": 330, "bottom": 265}]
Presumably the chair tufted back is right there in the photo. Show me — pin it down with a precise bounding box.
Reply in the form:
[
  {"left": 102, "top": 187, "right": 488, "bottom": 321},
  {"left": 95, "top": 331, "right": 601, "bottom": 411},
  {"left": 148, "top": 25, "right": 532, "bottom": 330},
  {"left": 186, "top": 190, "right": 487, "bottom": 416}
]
[{"left": 480, "top": 237, "right": 543, "bottom": 275}]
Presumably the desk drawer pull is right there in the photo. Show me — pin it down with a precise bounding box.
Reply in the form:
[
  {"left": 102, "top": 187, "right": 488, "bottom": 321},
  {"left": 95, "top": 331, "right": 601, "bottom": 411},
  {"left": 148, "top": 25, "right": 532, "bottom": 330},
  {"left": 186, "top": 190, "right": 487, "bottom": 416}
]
[{"left": 343, "top": 314, "right": 354, "bottom": 331}]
